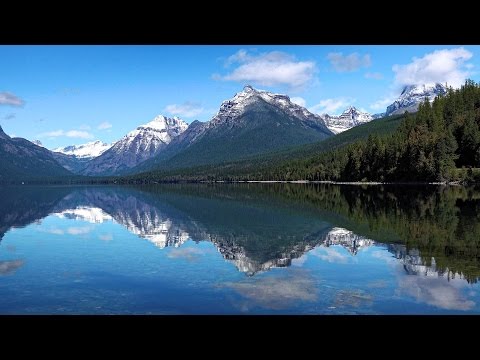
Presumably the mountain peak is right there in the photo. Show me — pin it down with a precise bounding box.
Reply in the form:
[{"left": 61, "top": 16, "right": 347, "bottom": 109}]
[
  {"left": 243, "top": 84, "right": 255, "bottom": 92},
  {"left": 210, "top": 86, "right": 327, "bottom": 131},
  {"left": 136, "top": 115, "right": 188, "bottom": 133},
  {"left": 386, "top": 82, "right": 448, "bottom": 116},
  {"left": 324, "top": 106, "right": 373, "bottom": 134},
  {"left": 0, "top": 125, "right": 10, "bottom": 140},
  {"left": 341, "top": 106, "right": 359, "bottom": 115},
  {"left": 81, "top": 115, "right": 189, "bottom": 176}
]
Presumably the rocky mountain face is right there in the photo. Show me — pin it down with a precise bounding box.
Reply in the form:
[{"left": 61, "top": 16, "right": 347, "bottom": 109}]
[
  {"left": 385, "top": 83, "right": 448, "bottom": 116},
  {"left": 324, "top": 106, "right": 374, "bottom": 134},
  {"left": 132, "top": 85, "right": 333, "bottom": 173},
  {"left": 0, "top": 126, "right": 72, "bottom": 181},
  {"left": 80, "top": 115, "right": 188, "bottom": 176}
]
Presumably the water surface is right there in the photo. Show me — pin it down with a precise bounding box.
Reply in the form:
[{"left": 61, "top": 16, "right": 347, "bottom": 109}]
[{"left": 0, "top": 183, "right": 479, "bottom": 314}]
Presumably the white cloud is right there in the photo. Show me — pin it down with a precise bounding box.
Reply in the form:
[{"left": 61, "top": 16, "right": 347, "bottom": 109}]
[
  {"left": 215, "top": 49, "right": 316, "bottom": 89},
  {"left": 165, "top": 101, "right": 204, "bottom": 118},
  {"left": 365, "top": 72, "right": 384, "bottom": 80},
  {"left": 313, "top": 246, "right": 350, "bottom": 264},
  {"left": 393, "top": 47, "right": 473, "bottom": 88},
  {"left": 309, "top": 97, "right": 352, "bottom": 115},
  {"left": 67, "top": 226, "right": 94, "bottom": 235},
  {"left": 0, "top": 92, "right": 24, "bottom": 106},
  {"left": 225, "top": 49, "right": 250, "bottom": 66},
  {"left": 99, "top": 234, "right": 113, "bottom": 241},
  {"left": 167, "top": 247, "right": 205, "bottom": 262},
  {"left": 41, "top": 226, "right": 94, "bottom": 235},
  {"left": 38, "top": 129, "right": 94, "bottom": 139},
  {"left": 79, "top": 124, "right": 91, "bottom": 130},
  {"left": 97, "top": 121, "right": 112, "bottom": 130},
  {"left": 397, "top": 273, "right": 475, "bottom": 311},
  {"left": 0, "top": 259, "right": 24, "bottom": 275},
  {"left": 290, "top": 96, "right": 306, "bottom": 107},
  {"left": 370, "top": 94, "right": 396, "bottom": 111},
  {"left": 222, "top": 270, "right": 317, "bottom": 311},
  {"left": 43, "top": 228, "right": 65, "bottom": 235},
  {"left": 327, "top": 52, "right": 371, "bottom": 72},
  {"left": 291, "top": 254, "right": 308, "bottom": 267}
]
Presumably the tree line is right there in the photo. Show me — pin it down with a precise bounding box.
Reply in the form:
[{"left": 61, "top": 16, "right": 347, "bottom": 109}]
[{"left": 125, "top": 80, "right": 480, "bottom": 184}]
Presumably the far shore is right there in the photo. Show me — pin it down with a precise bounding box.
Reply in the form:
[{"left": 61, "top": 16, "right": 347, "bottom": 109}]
[
  {"left": 1, "top": 179, "right": 467, "bottom": 186},
  {"left": 205, "top": 180, "right": 464, "bottom": 186}
]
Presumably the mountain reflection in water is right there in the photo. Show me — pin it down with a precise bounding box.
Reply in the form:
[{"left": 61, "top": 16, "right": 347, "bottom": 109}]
[{"left": 1, "top": 184, "right": 480, "bottom": 314}]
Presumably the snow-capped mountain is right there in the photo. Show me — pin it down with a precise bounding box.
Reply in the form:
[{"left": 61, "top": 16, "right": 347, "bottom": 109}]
[
  {"left": 52, "top": 140, "right": 112, "bottom": 159},
  {"left": 32, "top": 140, "right": 44, "bottom": 147},
  {"left": 132, "top": 85, "right": 333, "bottom": 173},
  {"left": 209, "top": 85, "right": 329, "bottom": 129},
  {"left": 323, "top": 106, "right": 374, "bottom": 134},
  {"left": 80, "top": 115, "right": 188, "bottom": 176},
  {"left": 385, "top": 83, "right": 448, "bottom": 116},
  {"left": 172, "top": 85, "right": 331, "bottom": 144}
]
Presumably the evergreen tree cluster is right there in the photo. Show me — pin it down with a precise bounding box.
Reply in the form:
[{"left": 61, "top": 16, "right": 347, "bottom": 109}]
[{"left": 264, "top": 80, "right": 480, "bottom": 183}]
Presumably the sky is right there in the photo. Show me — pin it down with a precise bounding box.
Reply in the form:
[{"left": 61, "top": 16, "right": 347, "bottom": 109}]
[{"left": 1, "top": 45, "right": 479, "bottom": 149}]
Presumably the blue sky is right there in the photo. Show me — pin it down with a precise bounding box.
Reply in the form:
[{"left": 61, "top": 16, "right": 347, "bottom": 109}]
[{"left": 1, "top": 45, "right": 479, "bottom": 149}]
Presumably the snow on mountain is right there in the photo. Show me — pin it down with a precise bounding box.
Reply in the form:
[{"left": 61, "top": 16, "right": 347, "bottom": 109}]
[
  {"left": 173, "top": 85, "right": 331, "bottom": 145},
  {"left": 32, "top": 140, "right": 44, "bottom": 147},
  {"left": 113, "top": 115, "right": 188, "bottom": 154},
  {"left": 210, "top": 85, "right": 327, "bottom": 127},
  {"left": 80, "top": 115, "right": 188, "bottom": 175},
  {"left": 53, "top": 140, "right": 112, "bottom": 159},
  {"left": 385, "top": 83, "right": 448, "bottom": 116},
  {"left": 323, "top": 106, "right": 374, "bottom": 134}
]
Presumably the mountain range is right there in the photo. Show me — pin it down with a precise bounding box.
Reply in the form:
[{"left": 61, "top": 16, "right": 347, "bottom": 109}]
[
  {"left": 0, "top": 82, "right": 449, "bottom": 181},
  {"left": 132, "top": 85, "right": 333, "bottom": 174}
]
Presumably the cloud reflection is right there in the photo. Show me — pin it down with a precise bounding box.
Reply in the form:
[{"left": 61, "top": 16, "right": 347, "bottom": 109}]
[
  {"left": 397, "top": 276, "right": 475, "bottom": 311},
  {"left": 167, "top": 247, "right": 205, "bottom": 262},
  {"left": 222, "top": 270, "right": 317, "bottom": 311},
  {"left": 0, "top": 259, "right": 24, "bottom": 275}
]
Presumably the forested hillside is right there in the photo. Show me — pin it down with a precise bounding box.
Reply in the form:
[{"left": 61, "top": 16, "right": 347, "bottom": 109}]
[{"left": 128, "top": 80, "right": 480, "bottom": 183}]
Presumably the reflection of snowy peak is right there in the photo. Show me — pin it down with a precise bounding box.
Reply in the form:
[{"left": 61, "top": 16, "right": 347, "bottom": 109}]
[
  {"left": 324, "top": 106, "right": 374, "bottom": 134},
  {"left": 211, "top": 234, "right": 317, "bottom": 276},
  {"left": 388, "top": 244, "right": 446, "bottom": 278},
  {"left": 324, "top": 227, "right": 375, "bottom": 255},
  {"left": 121, "top": 217, "right": 190, "bottom": 249}
]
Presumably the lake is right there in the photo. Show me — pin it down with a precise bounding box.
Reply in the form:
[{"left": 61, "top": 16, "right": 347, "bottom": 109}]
[{"left": 0, "top": 183, "right": 479, "bottom": 314}]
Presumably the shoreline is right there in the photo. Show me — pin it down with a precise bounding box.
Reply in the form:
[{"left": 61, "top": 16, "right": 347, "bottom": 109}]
[
  {"left": 1, "top": 180, "right": 467, "bottom": 186},
  {"left": 203, "top": 180, "right": 461, "bottom": 186}
]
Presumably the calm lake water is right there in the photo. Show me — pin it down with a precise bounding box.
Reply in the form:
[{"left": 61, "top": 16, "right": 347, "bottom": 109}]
[{"left": 0, "top": 183, "right": 479, "bottom": 314}]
